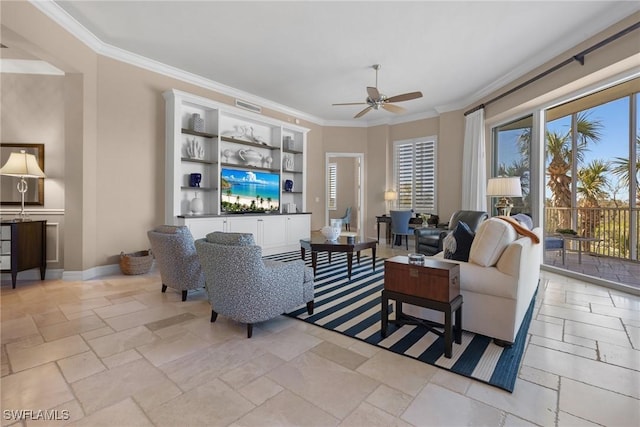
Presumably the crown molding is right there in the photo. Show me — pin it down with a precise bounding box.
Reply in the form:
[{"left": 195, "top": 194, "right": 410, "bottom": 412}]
[
  {"left": 30, "top": 1, "right": 639, "bottom": 130},
  {"left": 440, "top": 2, "right": 640, "bottom": 115},
  {"left": 30, "top": 0, "right": 326, "bottom": 127}
]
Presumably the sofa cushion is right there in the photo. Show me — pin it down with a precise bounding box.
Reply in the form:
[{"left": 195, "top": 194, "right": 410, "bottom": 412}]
[
  {"left": 206, "top": 231, "right": 255, "bottom": 246},
  {"left": 469, "top": 218, "right": 517, "bottom": 267},
  {"left": 434, "top": 252, "right": 518, "bottom": 299},
  {"left": 443, "top": 221, "right": 474, "bottom": 261}
]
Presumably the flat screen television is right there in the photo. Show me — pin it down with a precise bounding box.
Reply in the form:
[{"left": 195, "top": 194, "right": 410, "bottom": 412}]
[{"left": 220, "top": 167, "right": 280, "bottom": 213}]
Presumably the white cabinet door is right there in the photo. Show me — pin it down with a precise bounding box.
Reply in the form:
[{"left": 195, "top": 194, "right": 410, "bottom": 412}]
[
  {"left": 260, "top": 216, "right": 287, "bottom": 251},
  {"left": 286, "top": 215, "right": 310, "bottom": 245},
  {"left": 183, "top": 218, "right": 226, "bottom": 240},
  {"left": 226, "top": 217, "right": 260, "bottom": 243}
]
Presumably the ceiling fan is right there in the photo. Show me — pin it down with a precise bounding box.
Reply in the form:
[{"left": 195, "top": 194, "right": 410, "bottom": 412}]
[{"left": 333, "top": 64, "right": 423, "bottom": 118}]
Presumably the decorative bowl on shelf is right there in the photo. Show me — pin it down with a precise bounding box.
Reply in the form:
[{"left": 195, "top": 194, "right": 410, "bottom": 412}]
[
  {"left": 238, "top": 148, "right": 262, "bottom": 166},
  {"left": 321, "top": 226, "right": 341, "bottom": 241}
]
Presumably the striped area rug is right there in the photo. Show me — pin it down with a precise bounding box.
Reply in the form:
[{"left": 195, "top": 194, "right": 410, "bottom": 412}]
[{"left": 266, "top": 250, "right": 534, "bottom": 392}]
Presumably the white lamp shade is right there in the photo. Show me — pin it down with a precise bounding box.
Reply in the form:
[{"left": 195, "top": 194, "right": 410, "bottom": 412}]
[
  {"left": 0, "top": 150, "right": 46, "bottom": 178},
  {"left": 384, "top": 190, "right": 398, "bottom": 201},
  {"left": 487, "top": 177, "right": 522, "bottom": 197}
]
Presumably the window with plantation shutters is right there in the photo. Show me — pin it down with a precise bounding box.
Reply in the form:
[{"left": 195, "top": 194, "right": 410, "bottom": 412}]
[
  {"left": 393, "top": 137, "right": 437, "bottom": 213},
  {"left": 327, "top": 163, "right": 337, "bottom": 210}
]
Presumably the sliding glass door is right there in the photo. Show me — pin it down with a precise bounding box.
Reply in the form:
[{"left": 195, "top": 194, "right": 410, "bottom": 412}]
[
  {"left": 491, "top": 78, "right": 639, "bottom": 288},
  {"left": 491, "top": 115, "right": 532, "bottom": 216}
]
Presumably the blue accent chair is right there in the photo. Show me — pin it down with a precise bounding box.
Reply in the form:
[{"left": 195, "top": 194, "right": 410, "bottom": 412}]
[
  {"left": 337, "top": 207, "right": 352, "bottom": 231},
  {"left": 545, "top": 235, "right": 565, "bottom": 264},
  {"left": 390, "top": 210, "right": 413, "bottom": 250}
]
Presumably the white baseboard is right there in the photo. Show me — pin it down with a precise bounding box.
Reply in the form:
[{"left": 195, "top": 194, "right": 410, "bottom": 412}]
[
  {"left": 1, "top": 269, "right": 64, "bottom": 281},
  {"left": 3, "top": 262, "right": 158, "bottom": 284}
]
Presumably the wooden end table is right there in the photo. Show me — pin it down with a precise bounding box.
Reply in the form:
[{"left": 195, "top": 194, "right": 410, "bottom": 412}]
[
  {"left": 300, "top": 235, "right": 377, "bottom": 280},
  {"left": 381, "top": 256, "right": 462, "bottom": 358}
]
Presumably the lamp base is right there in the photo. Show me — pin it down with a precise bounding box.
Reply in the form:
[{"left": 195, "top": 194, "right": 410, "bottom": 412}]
[
  {"left": 495, "top": 197, "right": 513, "bottom": 216},
  {"left": 12, "top": 178, "right": 30, "bottom": 220}
]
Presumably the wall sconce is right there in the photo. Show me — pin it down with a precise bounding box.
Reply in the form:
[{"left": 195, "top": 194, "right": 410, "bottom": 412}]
[
  {"left": 0, "top": 150, "right": 46, "bottom": 220},
  {"left": 487, "top": 176, "right": 522, "bottom": 216}
]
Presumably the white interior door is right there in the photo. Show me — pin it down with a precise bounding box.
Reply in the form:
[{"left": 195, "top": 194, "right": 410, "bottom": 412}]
[{"left": 325, "top": 153, "right": 364, "bottom": 231}]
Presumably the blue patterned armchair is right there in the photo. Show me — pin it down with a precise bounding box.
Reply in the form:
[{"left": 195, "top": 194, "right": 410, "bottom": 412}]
[
  {"left": 195, "top": 232, "right": 315, "bottom": 338},
  {"left": 147, "top": 225, "right": 205, "bottom": 301}
]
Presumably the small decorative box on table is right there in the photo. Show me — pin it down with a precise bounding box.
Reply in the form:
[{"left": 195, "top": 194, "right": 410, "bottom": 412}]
[{"left": 381, "top": 255, "right": 462, "bottom": 358}]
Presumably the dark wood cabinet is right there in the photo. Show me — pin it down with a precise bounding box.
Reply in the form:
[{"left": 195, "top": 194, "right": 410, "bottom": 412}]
[
  {"left": 382, "top": 256, "right": 462, "bottom": 358},
  {"left": 383, "top": 256, "right": 460, "bottom": 302},
  {"left": 1, "top": 220, "right": 47, "bottom": 288}
]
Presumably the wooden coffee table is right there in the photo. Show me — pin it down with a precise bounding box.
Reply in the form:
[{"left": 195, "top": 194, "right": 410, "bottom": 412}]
[{"left": 300, "top": 235, "right": 377, "bottom": 280}]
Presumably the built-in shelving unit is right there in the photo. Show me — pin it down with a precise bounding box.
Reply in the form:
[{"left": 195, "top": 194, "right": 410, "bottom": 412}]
[
  {"left": 163, "top": 89, "right": 310, "bottom": 253},
  {"left": 181, "top": 128, "right": 217, "bottom": 138}
]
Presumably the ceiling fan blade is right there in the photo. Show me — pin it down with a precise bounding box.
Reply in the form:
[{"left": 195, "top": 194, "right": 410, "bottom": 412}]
[
  {"left": 367, "top": 86, "right": 380, "bottom": 100},
  {"left": 332, "top": 102, "right": 368, "bottom": 106},
  {"left": 386, "top": 91, "right": 423, "bottom": 103},
  {"left": 354, "top": 106, "right": 373, "bottom": 119},
  {"left": 382, "top": 103, "right": 406, "bottom": 114}
]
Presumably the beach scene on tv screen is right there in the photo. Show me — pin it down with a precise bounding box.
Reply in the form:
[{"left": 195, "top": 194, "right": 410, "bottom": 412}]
[{"left": 221, "top": 168, "right": 280, "bottom": 212}]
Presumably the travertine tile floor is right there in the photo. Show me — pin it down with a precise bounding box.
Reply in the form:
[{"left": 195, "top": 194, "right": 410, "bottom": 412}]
[
  {"left": 1, "top": 242, "right": 639, "bottom": 426},
  {"left": 544, "top": 251, "right": 640, "bottom": 289}
]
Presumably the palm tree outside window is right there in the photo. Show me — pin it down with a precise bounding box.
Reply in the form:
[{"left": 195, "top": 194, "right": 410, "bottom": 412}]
[{"left": 492, "top": 79, "right": 639, "bottom": 280}]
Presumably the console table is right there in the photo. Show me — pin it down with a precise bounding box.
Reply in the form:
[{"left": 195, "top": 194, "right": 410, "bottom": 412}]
[{"left": 1, "top": 220, "right": 47, "bottom": 288}]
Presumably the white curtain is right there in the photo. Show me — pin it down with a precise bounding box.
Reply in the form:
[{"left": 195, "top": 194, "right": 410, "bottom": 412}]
[{"left": 461, "top": 108, "right": 487, "bottom": 211}]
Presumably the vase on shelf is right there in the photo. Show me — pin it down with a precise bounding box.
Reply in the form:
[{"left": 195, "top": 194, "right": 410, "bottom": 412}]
[
  {"left": 283, "top": 155, "right": 294, "bottom": 171},
  {"left": 191, "top": 113, "right": 205, "bottom": 132},
  {"left": 189, "top": 193, "right": 204, "bottom": 214},
  {"left": 284, "top": 179, "right": 293, "bottom": 192},
  {"left": 186, "top": 138, "right": 204, "bottom": 159},
  {"left": 189, "top": 173, "right": 201, "bottom": 187}
]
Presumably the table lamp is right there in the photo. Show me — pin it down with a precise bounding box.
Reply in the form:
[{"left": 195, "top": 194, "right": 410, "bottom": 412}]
[
  {"left": 384, "top": 190, "right": 397, "bottom": 214},
  {"left": 487, "top": 176, "right": 522, "bottom": 216},
  {"left": 0, "top": 150, "right": 46, "bottom": 220}
]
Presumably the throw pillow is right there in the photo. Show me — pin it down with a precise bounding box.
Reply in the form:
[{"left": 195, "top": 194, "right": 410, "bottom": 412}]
[
  {"left": 206, "top": 231, "right": 255, "bottom": 246},
  {"left": 443, "top": 221, "right": 475, "bottom": 261},
  {"left": 511, "top": 213, "right": 533, "bottom": 230},
  {"left": 469, "top": 218, "right": 517, "bottom": 267}
]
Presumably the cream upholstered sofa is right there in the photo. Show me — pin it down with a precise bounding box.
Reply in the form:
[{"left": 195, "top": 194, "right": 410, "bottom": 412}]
[{"left": 404, "top": 218, "right": 542, "bottom": 345}]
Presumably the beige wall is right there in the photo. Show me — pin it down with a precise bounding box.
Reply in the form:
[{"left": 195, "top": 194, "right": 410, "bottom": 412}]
[
  {"left": 481, "top": 12, "right": 640, "bottom": 126},
  {"left": 1, "top": 73, "right": 66, "bottom": 270},
  {"left": 2, "top": 2, "right": 638, "bottom": 274}
]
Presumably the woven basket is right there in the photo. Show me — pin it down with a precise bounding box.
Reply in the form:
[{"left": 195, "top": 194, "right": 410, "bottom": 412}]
[{"left": 120, "top": 249, "right": 153, "bottom": 275}]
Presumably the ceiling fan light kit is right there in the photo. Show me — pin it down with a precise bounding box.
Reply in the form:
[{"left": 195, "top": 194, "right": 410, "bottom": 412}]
[{"left": 333, "top": 64, "right": 423, "bottom": 118}]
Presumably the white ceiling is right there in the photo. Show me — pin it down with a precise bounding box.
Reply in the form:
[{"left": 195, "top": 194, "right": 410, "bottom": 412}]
[{"left": 39, "top": 1, "right": 640, "bottom": 125}]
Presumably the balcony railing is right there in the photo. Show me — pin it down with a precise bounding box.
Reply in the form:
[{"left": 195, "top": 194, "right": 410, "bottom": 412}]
[{"left": 545, "top": 207, "right": 639, "bottom": 261}]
